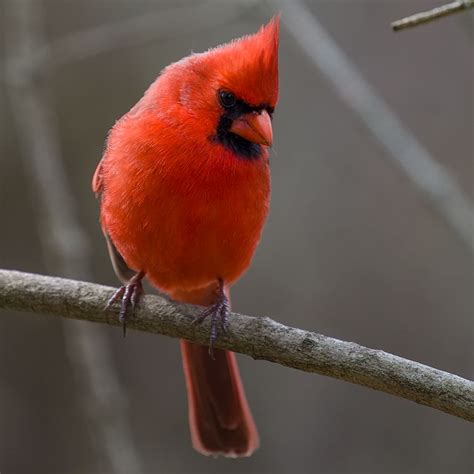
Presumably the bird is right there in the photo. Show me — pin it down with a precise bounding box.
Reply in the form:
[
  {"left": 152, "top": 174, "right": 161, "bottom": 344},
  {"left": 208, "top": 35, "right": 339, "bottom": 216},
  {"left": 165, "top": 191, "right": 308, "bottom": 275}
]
[{"left": 92, "top": 16, "right": 279, "bottom": 457}]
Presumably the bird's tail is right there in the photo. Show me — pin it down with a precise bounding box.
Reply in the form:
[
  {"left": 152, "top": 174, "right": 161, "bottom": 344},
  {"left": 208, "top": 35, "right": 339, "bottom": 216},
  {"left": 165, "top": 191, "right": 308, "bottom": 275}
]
[
  {"left": 180, "top": 341, "right": 259, "bottom": 457},
  {"left": 171, "top": 285, "right": 259, "bottom": 457}
]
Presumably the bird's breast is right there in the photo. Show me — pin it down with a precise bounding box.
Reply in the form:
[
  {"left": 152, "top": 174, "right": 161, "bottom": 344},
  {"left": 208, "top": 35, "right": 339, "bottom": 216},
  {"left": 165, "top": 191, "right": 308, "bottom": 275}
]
[{"left": 101, "top": 139, "right": 270, "bottom": 293}]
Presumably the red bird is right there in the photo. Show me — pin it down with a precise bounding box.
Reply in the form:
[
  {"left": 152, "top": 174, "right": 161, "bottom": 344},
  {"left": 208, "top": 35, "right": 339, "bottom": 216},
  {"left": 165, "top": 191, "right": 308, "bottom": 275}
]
[{"left": 93, "top": 17, "right": 279, "bottom": 457}]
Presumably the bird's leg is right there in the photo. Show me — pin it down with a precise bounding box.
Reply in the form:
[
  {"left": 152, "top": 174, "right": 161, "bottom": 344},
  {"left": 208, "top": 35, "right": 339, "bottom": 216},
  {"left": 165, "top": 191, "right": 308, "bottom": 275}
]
[
  {"left": 192, "top": 279, "right": 230, "bottom": 358},
  {"left": 106, "top": 271, "right": 145, "bottom": 337}
]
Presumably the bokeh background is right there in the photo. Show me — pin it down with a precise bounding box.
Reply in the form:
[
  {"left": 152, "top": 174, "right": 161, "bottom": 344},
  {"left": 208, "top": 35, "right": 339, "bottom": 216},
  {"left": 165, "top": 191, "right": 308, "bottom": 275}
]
[{"left": 1, "top": 1, "right": 473, "bottom": 473}]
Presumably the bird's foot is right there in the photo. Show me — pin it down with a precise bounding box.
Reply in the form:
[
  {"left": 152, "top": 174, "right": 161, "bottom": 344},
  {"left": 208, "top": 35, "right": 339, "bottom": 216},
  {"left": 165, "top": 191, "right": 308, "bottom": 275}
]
[
  {"left": 106, "top": 271, "right": 145, "bottom": 337},
  {"left": 192, "top": 279, "right": 230, "bottom": 358}
]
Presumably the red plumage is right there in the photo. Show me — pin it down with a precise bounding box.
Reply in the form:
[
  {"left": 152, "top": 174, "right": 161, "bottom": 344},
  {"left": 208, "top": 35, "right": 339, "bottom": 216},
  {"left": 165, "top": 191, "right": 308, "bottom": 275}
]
[{"left": 94, "top": 16, "right": 280, "bottom": 457}]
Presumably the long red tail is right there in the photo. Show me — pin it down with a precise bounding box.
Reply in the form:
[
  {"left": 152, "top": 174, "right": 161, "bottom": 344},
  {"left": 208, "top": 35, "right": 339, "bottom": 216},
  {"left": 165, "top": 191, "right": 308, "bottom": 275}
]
[
  {"left": 171, "top": 284, "right": 258, "bottom": 457},
  {"left": 180, "top": 341, "right": 259, "bottom": 457}
]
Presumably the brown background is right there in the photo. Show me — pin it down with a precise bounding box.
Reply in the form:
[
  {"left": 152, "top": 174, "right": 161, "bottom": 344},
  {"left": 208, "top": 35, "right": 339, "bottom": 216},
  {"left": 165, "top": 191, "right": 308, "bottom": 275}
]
[{"left": 1, "top": 1, "right": 472, "bottom": 473}]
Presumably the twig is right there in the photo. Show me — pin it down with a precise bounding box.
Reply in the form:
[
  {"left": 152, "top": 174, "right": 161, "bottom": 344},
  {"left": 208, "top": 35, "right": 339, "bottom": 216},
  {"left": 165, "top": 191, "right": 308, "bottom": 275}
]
[
  {"left": 274, "top": 0, "right": 474, "bottom": 254},
  {"left": 392, "top": 0, "right": 474, "bottom": 32},
  {"left": 1, "top": 269, "right": 473, "bottom": 423}
]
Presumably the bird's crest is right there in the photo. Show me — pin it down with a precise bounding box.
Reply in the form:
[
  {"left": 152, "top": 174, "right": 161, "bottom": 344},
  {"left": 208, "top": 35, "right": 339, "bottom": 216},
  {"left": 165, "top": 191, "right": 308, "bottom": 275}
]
[{"left": 197, "top": 15, "right": 280, "bottom": 108}]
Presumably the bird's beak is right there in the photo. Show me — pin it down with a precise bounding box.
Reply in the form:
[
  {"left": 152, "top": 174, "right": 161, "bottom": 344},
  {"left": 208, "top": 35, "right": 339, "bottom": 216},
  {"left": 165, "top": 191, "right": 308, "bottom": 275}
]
[{"left": 230, "top": 110, "right": 273, "bottom": 146}]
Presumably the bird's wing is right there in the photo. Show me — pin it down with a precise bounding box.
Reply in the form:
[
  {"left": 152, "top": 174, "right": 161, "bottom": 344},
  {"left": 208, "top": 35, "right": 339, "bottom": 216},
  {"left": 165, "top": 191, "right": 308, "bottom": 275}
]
[
  {"left": 105, "top": 232, "right": 137, "bottom": 285},
  {"left": 92, "top": 158, "right": 138, "bottom": 284},
  {"left": 92, "top": 159, "right": 104, "bottom": 197}
]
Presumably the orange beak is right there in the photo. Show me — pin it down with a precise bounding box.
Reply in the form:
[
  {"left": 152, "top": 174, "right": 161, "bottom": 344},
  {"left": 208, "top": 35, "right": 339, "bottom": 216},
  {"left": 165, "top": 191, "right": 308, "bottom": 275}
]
[{"left": 229, "top": 110, "right": 273, "bottom": 146}]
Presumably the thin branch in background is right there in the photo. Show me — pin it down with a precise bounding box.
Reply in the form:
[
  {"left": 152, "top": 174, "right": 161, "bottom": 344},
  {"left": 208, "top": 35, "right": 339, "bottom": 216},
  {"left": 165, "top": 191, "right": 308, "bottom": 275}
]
[
  {"left": 1, "top": 270, "right": 473, "bottom": 423},
  {"left": 392, "top": 0, "right": 474, "bottom": 32},
  {"left": 3, "top": 1, "right": 143, "bottom": 472},
  {"left": 274, "top": 0, "right": 474, "bottom": 253},
  {"left": 3, "top": 0, "right": 258, "bottom": 76}
]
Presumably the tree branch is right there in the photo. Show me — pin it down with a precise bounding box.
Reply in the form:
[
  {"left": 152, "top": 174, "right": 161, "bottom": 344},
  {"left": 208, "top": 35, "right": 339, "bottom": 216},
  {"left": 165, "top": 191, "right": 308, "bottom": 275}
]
[
  {"left": 391, "top": 0, "right": 474, "bottom": 31},
  {"left": 1, "top": 269, "right": 473, "bottom": 422}
]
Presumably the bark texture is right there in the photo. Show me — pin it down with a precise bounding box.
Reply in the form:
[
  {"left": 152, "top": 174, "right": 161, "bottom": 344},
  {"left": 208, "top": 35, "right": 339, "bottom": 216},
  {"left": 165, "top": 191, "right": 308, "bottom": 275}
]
[{"left": 0, "top": 269, "right": 473, "bottom": 422}]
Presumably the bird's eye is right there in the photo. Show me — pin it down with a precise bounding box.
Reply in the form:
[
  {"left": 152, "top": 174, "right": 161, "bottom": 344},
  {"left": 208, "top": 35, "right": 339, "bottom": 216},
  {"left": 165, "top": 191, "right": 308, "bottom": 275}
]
[{"left": 218, "top": 90, "right": 236, "bottom": 108}]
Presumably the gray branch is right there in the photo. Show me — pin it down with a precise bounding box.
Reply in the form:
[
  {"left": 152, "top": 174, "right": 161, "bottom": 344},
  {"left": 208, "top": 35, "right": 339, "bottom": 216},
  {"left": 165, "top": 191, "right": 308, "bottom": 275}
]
[
  {"left": 1, "top": 269, "right": 473, "bottom": 423},
  {"left": 392, "top": 0, "right": 474, "bottom": 31}
]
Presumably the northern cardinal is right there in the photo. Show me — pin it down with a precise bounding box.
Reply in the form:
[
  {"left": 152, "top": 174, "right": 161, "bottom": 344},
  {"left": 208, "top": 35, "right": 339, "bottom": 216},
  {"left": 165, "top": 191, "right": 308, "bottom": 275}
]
[{"left": 93, "top": 17, "right": 279, "bottom": 457}]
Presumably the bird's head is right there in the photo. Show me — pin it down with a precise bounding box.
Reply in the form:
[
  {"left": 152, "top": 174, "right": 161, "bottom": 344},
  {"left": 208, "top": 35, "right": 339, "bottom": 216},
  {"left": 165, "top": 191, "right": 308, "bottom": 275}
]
[{"left": 149, "top": 16, "right": 280, "bottom": 160}]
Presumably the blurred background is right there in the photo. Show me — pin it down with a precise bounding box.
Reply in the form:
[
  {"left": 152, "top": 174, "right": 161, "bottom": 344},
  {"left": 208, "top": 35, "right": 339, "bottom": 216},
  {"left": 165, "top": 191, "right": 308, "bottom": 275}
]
[{"left": 1, "top": 0, "right": 473, "bottom": 473}]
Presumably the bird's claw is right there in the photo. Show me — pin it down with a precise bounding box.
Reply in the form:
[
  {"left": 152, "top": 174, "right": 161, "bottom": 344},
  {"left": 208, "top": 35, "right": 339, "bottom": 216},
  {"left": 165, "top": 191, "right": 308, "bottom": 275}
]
[
  {"left": 106, "top": 271, "right": 145, "bottom": 337},
  {"left": 192, "top": 280, "right": 230, "bottom": 358}
]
